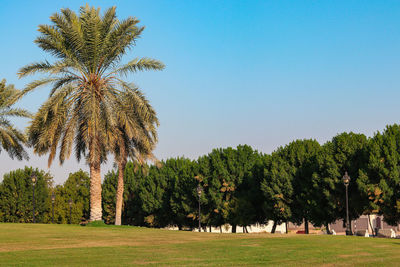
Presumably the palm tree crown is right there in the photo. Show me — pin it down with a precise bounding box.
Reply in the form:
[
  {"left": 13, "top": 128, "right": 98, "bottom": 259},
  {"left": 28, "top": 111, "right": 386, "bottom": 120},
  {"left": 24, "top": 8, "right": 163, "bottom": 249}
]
[
  {"left": 0, "top": 80, "right": 30, "bottom": 160},
  {"left": 19, "top": 5, "right": 164, "bottom": 221}
]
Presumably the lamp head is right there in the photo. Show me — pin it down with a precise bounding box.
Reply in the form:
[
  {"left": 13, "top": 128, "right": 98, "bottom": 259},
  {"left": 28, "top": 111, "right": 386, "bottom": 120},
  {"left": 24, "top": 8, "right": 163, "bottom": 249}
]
[
  {"left": 196, "top": 184, "right": 203, "bottom": 197},
  {"left": 342, "top": 171, "right": 351, "bottom": 186},
  {"left": 31, "top": 174, "right": 37, "bottom": 184}
]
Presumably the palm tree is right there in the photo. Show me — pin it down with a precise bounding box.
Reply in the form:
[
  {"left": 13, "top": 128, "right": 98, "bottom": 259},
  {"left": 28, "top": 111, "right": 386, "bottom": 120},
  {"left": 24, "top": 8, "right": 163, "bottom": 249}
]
[
  {"left": 0, "top": 79, "right": 30, "bottom": 160},
  {"left": 112, "top": 85, "right": 158, "bottom": 225},
  {"left": 19, "top": 6, "right": 164, "bottom": 221}
]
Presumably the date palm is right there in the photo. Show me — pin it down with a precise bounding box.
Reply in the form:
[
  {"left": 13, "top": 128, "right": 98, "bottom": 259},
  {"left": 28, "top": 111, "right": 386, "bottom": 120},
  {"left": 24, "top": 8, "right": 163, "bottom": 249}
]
[
  {"left": 19, "top": 6, "right": 164, "bottom": 221},
  {"left": 0, "top": 80, "right": 30, "bottom": 160},
  {"left": 112, "top": 85, "right": 158, "bottom": 225}
]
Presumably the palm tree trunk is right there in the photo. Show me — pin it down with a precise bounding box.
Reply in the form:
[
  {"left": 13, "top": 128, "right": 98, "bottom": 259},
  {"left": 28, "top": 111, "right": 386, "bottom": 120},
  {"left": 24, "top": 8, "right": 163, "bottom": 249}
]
[
  {"left": 90, "top": 163, "right": 102, "bottom": 221},
  {"left": 115, "top": 159, "right": 126, "bottom": 225}
]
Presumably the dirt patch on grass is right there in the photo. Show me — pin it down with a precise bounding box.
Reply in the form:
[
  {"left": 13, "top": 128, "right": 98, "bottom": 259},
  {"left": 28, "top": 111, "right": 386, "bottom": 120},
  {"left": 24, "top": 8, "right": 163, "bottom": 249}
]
[
  {"left": 131, "top": 261, "right": 160, "bottom": 265},
  {"left": 240, "top": 243, "right": 261, "bottom": 247},
  {"left": 338, "top": 252, "right": 371, "bottom": 258}
]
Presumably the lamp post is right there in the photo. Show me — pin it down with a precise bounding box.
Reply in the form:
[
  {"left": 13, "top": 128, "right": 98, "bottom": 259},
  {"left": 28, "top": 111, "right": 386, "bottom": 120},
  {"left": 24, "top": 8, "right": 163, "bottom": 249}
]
[
  {"left": 31, "top": 174, "right": 37, "bottom": 223},
  {"left": 196, "top": 184, "right": 203, "bottom": 232},
  {"left": 51, "top": 192, "right": 55, "bottom": 223},
  {"left": 68, "top": 198, "right": 73, "bottom": 224},
  {"left": 342, "top": 171, "right": 352, "bottom": 236}
]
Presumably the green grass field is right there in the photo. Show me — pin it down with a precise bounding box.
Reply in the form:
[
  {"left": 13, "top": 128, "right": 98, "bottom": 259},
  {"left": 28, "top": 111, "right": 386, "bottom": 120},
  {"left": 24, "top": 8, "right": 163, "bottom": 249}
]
[{"left": 0, "top": 223, "right": 399, "bottom": 266}]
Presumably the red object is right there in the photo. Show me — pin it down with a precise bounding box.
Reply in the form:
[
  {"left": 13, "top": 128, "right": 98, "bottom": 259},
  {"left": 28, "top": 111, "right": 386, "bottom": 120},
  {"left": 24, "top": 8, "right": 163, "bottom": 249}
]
[{"left": 296, "top": 230, "right": 306, "bottom": 234}]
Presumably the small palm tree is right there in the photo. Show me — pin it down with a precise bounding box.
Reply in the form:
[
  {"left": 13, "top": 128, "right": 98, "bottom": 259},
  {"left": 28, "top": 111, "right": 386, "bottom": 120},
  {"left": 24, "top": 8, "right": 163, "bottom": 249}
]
[
  {"left": 19, "top": 6, "right": 164, "bottom": 221},
  {"left": 0, "top": 80, "right": 30, "bottom": 160},
  {"left": 112, "top": 85, "right": 158, "bottom": 225}
]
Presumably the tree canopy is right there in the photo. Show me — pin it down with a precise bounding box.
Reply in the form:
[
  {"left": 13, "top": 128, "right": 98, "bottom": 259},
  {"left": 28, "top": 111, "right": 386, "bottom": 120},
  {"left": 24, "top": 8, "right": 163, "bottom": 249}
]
[{"left": 0, "top": 80, "right": 30, "bottom": 160}]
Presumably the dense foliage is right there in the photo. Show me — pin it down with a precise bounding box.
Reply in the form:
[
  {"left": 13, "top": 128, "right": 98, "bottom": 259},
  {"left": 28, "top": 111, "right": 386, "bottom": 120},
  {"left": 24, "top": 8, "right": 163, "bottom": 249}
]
[
  {"left": 2, "top": 125, "right": 400, "bottom": 231},
  {"left": 99, "top": 129, "right": 400, "bottom": 230},
  {"left": 0, "top": 167, "right": 52, "bottom": 223},
  {"left": 52, "top": 170, "right": 90, "bottom": 224},
  {"left": 0, "top": 168, "right": 90, "bottom": 224}
]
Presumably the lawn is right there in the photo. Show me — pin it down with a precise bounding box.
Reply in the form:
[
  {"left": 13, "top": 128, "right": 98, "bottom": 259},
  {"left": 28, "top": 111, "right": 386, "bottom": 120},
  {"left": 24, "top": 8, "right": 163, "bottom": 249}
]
[{"left": 0, "top": 223, "right": 399, "bottom": 266}]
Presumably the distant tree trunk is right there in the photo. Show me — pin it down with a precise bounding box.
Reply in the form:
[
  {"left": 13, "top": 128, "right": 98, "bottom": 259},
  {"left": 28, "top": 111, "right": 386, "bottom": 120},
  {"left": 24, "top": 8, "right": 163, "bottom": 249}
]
[
  {"left": 304, "top": 218, "right": 309, "bottom": 234},
  {"left": 368, "top": 214, "right": 374, "bottom": 236},
  {"left": 89, "top": 162, "right": 102, "bottom": 221},
  {"left": 232, "top": 224, "right": 237, "bottom": 233},
  {"left": 325, "top": 223, "right": 331, "bottom": 234},
  {"left": 349, "top": 219, "right": 352, "bottom": 233},
  {"left": 209, "top": 225, "right": 212, "bottom": 232},
  {"left": 178, "top": 224, "right": 183, "bottom": 231},
  {"left": 271, "top": 221, "right": 277, "bottom": 233},
  {"left": 115, "top": 156, "right": 127, "bottom": 226},
  {"left": 243, "top": 226, "right": 249, "bottom": 233},
  {"left": 220, "top": 226, "right": 222, "bottom": 233},
  {"left": 285, "top": 221, "right": 288, "bottom": 234}
]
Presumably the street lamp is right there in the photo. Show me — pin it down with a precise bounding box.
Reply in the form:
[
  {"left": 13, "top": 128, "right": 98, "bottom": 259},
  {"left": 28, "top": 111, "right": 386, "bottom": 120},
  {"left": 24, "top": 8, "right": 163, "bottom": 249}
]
[
  {"left": 31, "top": 174, "right": 37, "bottom": 223},
  {"left": 196, "top": 184, "right": 203, "bottom": 232},
  {"left": 51, "top": 192, "right": 55, "bottom": 224},
  {"left": 68, "top": 198, "right": 73, "bottom": 224},
  {"left": 342, "top": 171, "right": 352, "bottom": 236}
]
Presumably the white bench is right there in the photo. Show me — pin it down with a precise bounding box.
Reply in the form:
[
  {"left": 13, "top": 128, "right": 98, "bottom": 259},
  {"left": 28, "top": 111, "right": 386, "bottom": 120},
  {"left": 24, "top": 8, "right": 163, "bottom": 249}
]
[
  {"left": 355, "top": 229, "right": 369, "bottom": 237},
  {"left": 377, "top": 229, "right": 396, "bottom": 238}
]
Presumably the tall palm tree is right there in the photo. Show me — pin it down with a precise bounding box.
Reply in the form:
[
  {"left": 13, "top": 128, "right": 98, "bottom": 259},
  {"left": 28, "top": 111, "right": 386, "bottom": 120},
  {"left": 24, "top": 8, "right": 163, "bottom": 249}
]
[
  {"left": 19, "top": 6, "right": 164, "bottom": 221},
  {"left": 0, "top": 79, "right": 30, "bottom": 160},
  {"left": 112, "top": 85, "right": 158, "bottom": 225}
]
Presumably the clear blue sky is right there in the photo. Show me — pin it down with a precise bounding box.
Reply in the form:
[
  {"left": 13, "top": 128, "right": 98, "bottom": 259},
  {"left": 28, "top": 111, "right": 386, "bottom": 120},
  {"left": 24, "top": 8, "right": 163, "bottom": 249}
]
[{"left": 1, "top": 0, "right": 400, "bottom": 183}]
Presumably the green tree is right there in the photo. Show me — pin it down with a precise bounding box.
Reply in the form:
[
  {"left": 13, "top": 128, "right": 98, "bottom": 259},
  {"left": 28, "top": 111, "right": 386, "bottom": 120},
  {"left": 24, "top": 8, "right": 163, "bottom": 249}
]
[
  {"left": 120, "top": 161, "right": 149, "bottom": 225},
  {"left": 256, "top": 153, "right": 293, "bottom": 233},
  {"left": 0, "top": 79, "right": 30, "bottom": 160},
  {"left": 307, "top": 143, "right": 341, "bottom": 233},
  {"left": 326, "top": 132, "right": 369, "bottom": 231},
  {"left": 52, "top": 170, "right": 90, "bottom": 224},
  {"left": 360, "top": 125, "right": 400, "bottom": 225},
  {"left": 197, "top": 145, "right": 260, "bottom": 232},
  {"left": 162, "top": 158, "right": 198, "bottom": 229},
  {"left": 102, "top": 170, "right": 118, "bottom": 224},
  {"left": 276, "top": 139, "right": 321, "bottom": 234},
  {"left": 0, "top": 167, "right": 52, "bottom": 223},
  {"left": 138, "top": 164, "right": 170, "bottom": 227},
  {"left": 19, "top": 6, "right": 164, "bottom": 221}
]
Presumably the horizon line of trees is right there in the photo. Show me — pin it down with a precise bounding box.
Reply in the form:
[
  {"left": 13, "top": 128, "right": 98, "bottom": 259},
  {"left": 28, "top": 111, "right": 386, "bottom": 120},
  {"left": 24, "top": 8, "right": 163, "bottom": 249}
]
[{"left": 2, "top": 124, "right": 400, "bottom": 234}]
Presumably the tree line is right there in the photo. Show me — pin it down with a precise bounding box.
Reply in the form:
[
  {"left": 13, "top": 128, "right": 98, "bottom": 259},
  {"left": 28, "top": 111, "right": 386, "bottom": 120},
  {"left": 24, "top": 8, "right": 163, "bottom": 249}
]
[{"left": 2, "top": 124, "right": 400, "bottom": 233}]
